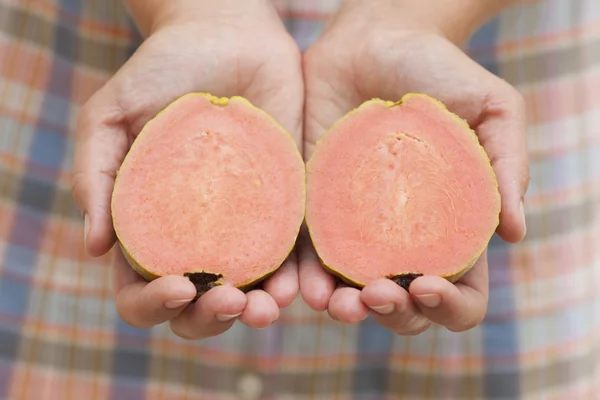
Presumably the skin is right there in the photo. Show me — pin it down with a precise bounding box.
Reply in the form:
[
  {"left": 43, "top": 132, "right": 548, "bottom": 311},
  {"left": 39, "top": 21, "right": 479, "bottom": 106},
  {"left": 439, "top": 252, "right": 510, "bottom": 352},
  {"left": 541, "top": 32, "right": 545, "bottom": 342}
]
[
  {"left": 71, "top": 0, "right": 304, "bottom": 340},
  {"left": 73, "top": 0, "right": 530, "bottom": 339},
  {"left": 300, "top": 0, "right": 530, "bottom": 334}
]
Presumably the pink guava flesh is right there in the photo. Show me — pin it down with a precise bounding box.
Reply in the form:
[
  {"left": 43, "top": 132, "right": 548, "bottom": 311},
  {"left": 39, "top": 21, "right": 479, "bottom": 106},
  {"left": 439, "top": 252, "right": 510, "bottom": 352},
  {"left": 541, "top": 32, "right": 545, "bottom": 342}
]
[
  {"left": 305, "top": 94, "right": 500, "bottom": 287},
  {"left": 111, "top": 94, "right": 305, "bottom": 291}
]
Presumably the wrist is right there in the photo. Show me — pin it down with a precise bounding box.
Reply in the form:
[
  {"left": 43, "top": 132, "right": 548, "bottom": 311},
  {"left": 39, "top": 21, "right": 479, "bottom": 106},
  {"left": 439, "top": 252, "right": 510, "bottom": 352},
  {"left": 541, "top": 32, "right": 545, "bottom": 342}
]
[
  {"left": 123, "top": 0, "right": 272, "bottom": 36},
  {"left": 338, "top": 0, "right": 519, "bottom": 45}
]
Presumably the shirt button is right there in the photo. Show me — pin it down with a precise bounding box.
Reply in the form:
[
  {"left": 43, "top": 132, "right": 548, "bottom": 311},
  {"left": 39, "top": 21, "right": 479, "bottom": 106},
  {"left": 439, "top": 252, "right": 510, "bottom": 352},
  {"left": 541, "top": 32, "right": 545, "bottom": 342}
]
[{"left": 236, "top": 372, "right": 263, "bottom": 400}]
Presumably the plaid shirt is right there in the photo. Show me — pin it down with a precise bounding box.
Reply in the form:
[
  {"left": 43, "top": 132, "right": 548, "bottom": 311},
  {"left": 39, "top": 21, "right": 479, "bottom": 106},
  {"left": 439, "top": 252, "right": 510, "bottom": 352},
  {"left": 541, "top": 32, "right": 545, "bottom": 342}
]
[{"left": 1, "top": 0, "right": 599, "bottom": 398}]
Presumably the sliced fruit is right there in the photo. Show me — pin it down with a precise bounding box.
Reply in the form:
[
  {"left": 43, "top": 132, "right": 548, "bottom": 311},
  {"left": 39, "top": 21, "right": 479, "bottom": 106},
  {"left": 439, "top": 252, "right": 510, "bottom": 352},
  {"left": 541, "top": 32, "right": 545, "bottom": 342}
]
[
  {"left": 305, "top": 93, "right": 500, "bottom": 290},
  {"left": 111, "top": 92, "right": 306, "bottom": 296}
]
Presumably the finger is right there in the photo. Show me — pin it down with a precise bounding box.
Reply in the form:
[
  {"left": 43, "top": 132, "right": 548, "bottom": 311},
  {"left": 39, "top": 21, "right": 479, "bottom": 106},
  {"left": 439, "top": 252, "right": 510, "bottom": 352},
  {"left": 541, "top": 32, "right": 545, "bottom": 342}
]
[
  {"left": 409, "top": 251, "right": 489, "bottom": 332},
  {"left": 302, "top": 45, "right": 361, "bottom": 159},
  {"left": 477, "top": 89, "right": 529, "bottom": 243},
  {"left": 360, "top": 279, "right": 431, "bottom": 336},
  {"left": 327, "top": 286, "right": 370, "bottom": 324},
  {"left": 72, "top": 87, "right": 129, "bottom": 257},
  {"left": 247, "top": 47, "right": 305, "bottom": 151},
  {"left": 112, "top": 245, "right": 198, "bottom": 329},
  {"left": 169, "top": 285, "right": 247, "bottom": 340},
  {"left": 298, "top": 230, "right": 336, "bottom": 312},
  {"left": 262, "top": 252, "right": 299, "bottom": 308},
  {"left": 115, "top": 275, "right": 198, "bottom": 329},
  {"left": 239, "top": 290, "right": 280, "bottom": 329},
  {"left": 112, "top": 245, "right": 144, "bottom": 297}
]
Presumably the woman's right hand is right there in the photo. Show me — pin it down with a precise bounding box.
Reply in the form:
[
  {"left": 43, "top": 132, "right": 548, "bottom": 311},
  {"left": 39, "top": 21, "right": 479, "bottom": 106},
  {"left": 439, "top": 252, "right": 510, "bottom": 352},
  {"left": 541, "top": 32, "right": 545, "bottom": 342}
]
[{"left": 71, "top": 0, "right": 304, "bottom": 340}]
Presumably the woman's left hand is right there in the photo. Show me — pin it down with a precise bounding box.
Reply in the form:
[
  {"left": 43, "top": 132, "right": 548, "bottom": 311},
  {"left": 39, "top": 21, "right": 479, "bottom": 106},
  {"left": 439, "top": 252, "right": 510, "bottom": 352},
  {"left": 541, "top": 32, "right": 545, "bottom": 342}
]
[{"left": 299, "top": 0, "right": 529, "bottom": 334}]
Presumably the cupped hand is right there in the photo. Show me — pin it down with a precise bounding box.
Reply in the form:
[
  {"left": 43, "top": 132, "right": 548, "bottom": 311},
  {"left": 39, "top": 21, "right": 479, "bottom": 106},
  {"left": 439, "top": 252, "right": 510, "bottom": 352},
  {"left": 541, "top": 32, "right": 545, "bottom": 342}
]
[
  {"left": 71, "top": 1, "right": 304, "bottom": 339},
  {"left": 300, "top": 3, "right": 529, "bottom": 333}
]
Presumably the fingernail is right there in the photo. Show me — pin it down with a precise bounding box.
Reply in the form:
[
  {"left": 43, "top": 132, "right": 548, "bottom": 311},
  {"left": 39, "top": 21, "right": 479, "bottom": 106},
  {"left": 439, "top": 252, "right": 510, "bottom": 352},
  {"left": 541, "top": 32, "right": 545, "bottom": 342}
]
[
  {"left": 83, "top": 213, "right": 90, "bottom": 250},
  {"left": 164, "top": 299, "right": 193, "bottom": 309},
  {"left": 415, "top": 294, "right": 441, "bottom": 308},
  {"left": 519, "top": 200, "right": 527, "bottom": 237},
  {"left": 368, "top": 303, "right": 395, "bottom": 315},
  {"left": 216, "top": 312, "right": 242, "bottom": 322}
]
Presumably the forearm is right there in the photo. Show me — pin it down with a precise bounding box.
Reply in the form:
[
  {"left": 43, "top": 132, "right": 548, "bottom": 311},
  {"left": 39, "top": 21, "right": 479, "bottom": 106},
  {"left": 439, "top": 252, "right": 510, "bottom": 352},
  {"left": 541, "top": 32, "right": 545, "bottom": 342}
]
[
  {"left": 394, "top": 0, "right": 520, "bottom": 44},
  {"left": 123, "top": 0, "right": 270, "bottom": 36},
  {"left": 122, "top": 0, "right": 186, "bottom": 36},
  {"left": 340, "top": 0, "right": 521, "bottom": 44}
]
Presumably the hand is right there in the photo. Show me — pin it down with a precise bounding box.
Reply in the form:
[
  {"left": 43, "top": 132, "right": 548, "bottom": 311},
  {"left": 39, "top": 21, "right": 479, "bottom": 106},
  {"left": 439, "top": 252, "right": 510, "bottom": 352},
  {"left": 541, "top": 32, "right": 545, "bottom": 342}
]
[
  {"left": 300, "top": 0, "right": 529, "bottom": 333},
  {"left": 71, "top": 0, "right": 304, "bottom": 339}
]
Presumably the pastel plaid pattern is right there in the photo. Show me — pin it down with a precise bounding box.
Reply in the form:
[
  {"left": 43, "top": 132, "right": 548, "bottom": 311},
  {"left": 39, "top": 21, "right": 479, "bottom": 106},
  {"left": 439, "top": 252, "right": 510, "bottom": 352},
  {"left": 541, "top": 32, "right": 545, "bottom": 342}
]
[{"left": 1, "top": 0, "right": 599, "bottom": 398}]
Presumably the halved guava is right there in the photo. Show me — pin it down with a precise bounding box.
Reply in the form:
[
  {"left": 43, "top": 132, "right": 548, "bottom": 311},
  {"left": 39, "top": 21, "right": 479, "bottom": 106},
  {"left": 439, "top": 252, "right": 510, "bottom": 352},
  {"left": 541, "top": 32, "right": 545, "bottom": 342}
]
[
  {"left": 305, "top": 93, "right": 500, "bottom": 290},
  {"left": 111, "top": 93, "right": 306, "bottom": 296}
]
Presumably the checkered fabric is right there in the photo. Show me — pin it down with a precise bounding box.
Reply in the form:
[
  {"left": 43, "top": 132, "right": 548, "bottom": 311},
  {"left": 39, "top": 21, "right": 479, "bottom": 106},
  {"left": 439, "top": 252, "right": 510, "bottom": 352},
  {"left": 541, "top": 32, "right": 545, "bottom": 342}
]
[{"left": 1, "top": 0, "right": 599, "bottom": 399}]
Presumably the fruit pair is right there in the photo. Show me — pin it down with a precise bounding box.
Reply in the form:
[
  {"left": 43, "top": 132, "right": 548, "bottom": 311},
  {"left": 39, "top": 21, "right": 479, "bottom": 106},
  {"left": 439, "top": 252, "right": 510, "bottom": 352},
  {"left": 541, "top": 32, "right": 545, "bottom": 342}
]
[{"left": 111, "top": 92, "right": 500, "bottom": 297}]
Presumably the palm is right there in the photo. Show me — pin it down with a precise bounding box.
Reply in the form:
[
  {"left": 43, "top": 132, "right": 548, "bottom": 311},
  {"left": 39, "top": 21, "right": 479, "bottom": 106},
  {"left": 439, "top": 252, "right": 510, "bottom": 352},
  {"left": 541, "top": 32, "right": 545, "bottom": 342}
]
[
  {"left": 73, "top": 14, "right": 304, "bottom": 338},
  {"left": 301, "top": 28, "right": 528, "bottom": 332},
  {"left": 108, "top": 24, "right": 303, "bottom": 150}
]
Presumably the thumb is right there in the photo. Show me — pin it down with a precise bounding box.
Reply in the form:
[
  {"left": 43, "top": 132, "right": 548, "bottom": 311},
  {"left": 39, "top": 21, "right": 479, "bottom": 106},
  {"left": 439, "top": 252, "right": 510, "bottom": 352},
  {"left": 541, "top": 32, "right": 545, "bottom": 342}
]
[
  {"left": 71, "top": 87, "right": 130, "bottom": 257},
  {"left": 476, "top": 89, "right": 529, "bottom": 243}
]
